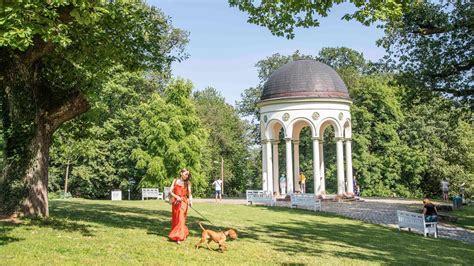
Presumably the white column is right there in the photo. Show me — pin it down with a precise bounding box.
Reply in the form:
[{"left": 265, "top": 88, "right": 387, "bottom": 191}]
[
  {"left": 285, "top": 138, "right": 294, "bottom": 193},
  {"left": 345, "top": 139, "right": 354, "bottom": 194},
  {"left": 272, "top": 140, "right": 280, "bottom": 194},
  {"left": 319, "top": 141, "right": 325, "bottom": 192},
  {"left": 293, "top": 140, "right": 300, "bottom": 192},
  {"left": 312, "top": 137, "right": 321, "bottom": 196},
  {"left": 336, "top": 137, "right": 345, "bottom": 196},
  {"left": 261, "top": 140, "right": 267, "bottom": 191},
  {"left": 266, "top": 140, "right": 273, "bottom": 193}
]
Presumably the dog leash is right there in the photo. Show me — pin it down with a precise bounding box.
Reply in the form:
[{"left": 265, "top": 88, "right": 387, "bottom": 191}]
[{"left": 189, "top": 205, "right": 217, "bottom": 226}]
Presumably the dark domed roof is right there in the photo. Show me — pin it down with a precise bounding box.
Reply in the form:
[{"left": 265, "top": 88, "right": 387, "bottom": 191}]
[{"left": 261, "top": 60, "right": 349, "bottom": 101}]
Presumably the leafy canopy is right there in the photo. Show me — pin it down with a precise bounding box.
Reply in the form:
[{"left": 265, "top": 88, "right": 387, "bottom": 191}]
[{"left": 228, "top": 0, "right": 412, "bottom": 39}]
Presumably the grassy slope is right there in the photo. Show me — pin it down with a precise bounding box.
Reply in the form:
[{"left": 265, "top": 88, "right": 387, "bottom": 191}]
[
  {"left": 0, "top": 199, "right": 472, "bottom": 265},
  {"left": 450, "top": 204, "right": 474, "bottom": 230}
]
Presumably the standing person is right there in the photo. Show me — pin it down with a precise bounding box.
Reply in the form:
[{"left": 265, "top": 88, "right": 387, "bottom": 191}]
[
  {"left": 168, "top": 168, "right": 193, "bottom": 244},
  {"left": 212, "top": 178, "right": 223, "bottom": 202},
  {"left": 353, "top": 175, "right": 360, "bottom": 197},
  {"left": 299, "top": 171, "right": 306, "bottom": 193},
  {"left": 441, "top": 179, "right": 449, "bottom": 202},
  {"left": 460, "top": 183, "right": 466, "bottom": 204},
  {"left": 279, "top": 174, "right": 286, "bottom": 195},
  {"left": 422, "top": 198, "right": 438, "bottom": 222}
]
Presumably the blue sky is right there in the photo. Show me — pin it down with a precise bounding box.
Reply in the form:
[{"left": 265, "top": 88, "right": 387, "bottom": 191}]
[{"left": 150, "top": 0, "right": 386, "bottom": 105}]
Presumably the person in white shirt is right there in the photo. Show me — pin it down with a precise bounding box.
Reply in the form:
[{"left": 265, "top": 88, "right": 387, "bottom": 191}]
[
  {"left": 441, "top": 179, "right": 449, "bottom": 202},
  {"left": 212, "top": 178, "right": 223, "bottom": 202}
]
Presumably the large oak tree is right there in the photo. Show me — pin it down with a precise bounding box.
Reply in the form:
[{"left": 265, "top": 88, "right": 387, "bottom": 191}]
[{"left": 0, "top": 1, "right": 187, "bottom": 217}]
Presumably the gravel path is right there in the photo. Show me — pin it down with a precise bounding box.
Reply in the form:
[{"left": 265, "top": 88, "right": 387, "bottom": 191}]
[{"left": 194, "top": 197, "right": 474, "bottom": 244}]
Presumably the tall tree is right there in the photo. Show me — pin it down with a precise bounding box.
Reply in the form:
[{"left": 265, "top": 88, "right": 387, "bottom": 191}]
[
  {"left": 193, "top": 87, "right": 253, "bottom": 195},
  {"left": 132, "top": 79, "right": 208, "bottom": 196},
  {"left": 48, "top": 70, "right": 162, "bottom": 199},
  {"left": 0, "top": 2, "right": 187, "bottom": 217},
  {"left": 380, "top": 1, "right": 473, "bottom": 100}
]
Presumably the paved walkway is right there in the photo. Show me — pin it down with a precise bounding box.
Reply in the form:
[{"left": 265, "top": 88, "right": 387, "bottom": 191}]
[{"left": 194, "top": 198, "right": 474, "bottom": 244}]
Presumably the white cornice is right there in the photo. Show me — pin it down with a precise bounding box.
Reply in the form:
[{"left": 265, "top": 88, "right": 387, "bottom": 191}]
[{"left": 258, "top": 97, "right": 353, "bottom": 107}]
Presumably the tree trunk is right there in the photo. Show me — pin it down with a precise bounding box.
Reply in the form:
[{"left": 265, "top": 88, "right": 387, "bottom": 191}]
[{"left": 0, "top": 57, "right": 89, "bottom": 217}]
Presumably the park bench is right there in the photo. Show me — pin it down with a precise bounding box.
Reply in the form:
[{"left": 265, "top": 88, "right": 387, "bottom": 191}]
[
  {"left": 290, "top": 194, "right": 322, "bottom": 211},
  {"left": 141, "top": 188, "right": 163, "bottom": 200},
  {"left": 397, "top": 210, "right": 438, "bottom": 238},
  {"left": 246, "top": 190, "right": 275, "bottom": 206}
]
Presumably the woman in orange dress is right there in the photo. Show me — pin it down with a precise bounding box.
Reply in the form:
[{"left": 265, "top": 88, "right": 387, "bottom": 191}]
[{"left": 168, "top": 168, "right": 193, "bottom": 244}]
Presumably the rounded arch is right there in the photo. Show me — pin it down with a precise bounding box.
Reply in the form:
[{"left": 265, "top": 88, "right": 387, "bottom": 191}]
[
  {"left": 264, "top": 119, "right": 286, "bottom": 140},
  {"left": 316, "top": 117, "right": 343, "bottom": 138},
  {"left": 343, "top": 119, "right": 352, "bottom": 139},
  {"left": 288, "top": 117, "right": 316, "bottom": 139}
]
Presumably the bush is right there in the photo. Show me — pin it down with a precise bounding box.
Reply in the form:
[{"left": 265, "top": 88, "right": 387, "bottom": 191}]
[
  {"left": 48, "top": 192, "right": 59, "bottom": 200},
  {"left": 59, "top": 191, "right": 72, "bottom": 199}
]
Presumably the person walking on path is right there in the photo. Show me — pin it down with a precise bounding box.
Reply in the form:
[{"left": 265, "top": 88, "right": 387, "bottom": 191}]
[
  {"left": 441, "top": 179, "right": 449, "bottom": 202},
  {"left": 168, "top": 168, "right": 193, "bottom": 244},
  {"left": 212, "top": 178, "right": 223, "bottom": 202}
]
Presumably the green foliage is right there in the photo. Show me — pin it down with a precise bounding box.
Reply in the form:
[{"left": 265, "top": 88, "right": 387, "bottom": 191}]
[
  {"left": 398, "top": 95, "right": 473, "bottom": 198},
  {"left": 0, "top": 1, "right": 188, "bottom": 215},
  {"left": 193, "top": 87, "right": 254, "bottom": 195},
  {"left": 229, "top": 0, "right": 412, "bottom": 39},
  {"left": 380, "top": 1, "right": 473, "bottom": 100},
  {"left": 132, "top": 79, "right": 208, "bottom": 196},
  {"left": 0, "top": 2, "right": 105, "bottom": 51},
  {"left": 49, "top": 70, "right": 164, "bottom": 199},
  {"left": 350, "top": 75, "right": 410, "bottom": 196}
]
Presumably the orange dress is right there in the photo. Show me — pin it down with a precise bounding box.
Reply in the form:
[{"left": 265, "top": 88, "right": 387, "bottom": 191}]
[{"left": 168, "top": 181, "right": 189, "bottom": 241}]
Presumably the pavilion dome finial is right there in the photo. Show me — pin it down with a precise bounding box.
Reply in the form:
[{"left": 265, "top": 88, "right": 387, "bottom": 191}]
[{"left": 261, "top": 60, "right": 350, "bottom": 101}]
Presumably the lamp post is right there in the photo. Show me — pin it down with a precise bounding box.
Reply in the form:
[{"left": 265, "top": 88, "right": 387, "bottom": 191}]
[
  {"left": 213, "top": 157, "right": 224, "bottom": 195},
  {"left": 128, "top": 179, "right": 135, "bottom": 200}
]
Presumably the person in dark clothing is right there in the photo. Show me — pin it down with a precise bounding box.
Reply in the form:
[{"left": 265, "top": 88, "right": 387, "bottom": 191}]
[{"left": 422, "top": 198, "right": 438, "bottom": 222}]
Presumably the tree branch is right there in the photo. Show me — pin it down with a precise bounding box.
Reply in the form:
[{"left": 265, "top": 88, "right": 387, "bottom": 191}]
[
  {"left": 431, "top": 58, "right": 474, "bottom": 78},
  {"left": 23, "top": 5, "right": 75, "bottom": 66},
  {"left": 413, "top": 20, "right": 473, "bottom": 35},
  {"left": 46, "top": 91, "right": 90, "bottom": 132}
]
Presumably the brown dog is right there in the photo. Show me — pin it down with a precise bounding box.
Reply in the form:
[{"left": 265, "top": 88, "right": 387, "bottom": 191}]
[{"left": 195, "top": 222, "right": 237, "bottom": 252}]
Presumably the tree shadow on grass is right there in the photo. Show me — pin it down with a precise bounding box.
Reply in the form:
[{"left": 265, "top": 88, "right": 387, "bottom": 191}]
[
  {"left": 0, "top": 222, "right": 22, "bottom": 246},
  {"left": 242, "top": 206, "right": 473, "bottom": 264},
  {"left": 48, "top": 200, "right": 209, "bottom": 239}
]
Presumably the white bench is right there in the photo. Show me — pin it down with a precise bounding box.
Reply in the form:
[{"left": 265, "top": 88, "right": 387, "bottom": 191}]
[
  {"left": 141, "top": 188, "right": 163, "bottom": 200},
  {"left": 246, "top": 190, "right": 275, "bottom": 206},
  {"left": 397, "top": 210, "right": 438, "bottom": 238},
  {"left": 291, "top": 194, "right": 322, "bottom": 211}
]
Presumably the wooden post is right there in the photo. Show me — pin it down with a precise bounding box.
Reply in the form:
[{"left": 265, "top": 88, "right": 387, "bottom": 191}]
[
  {"left": 221, "top": 157, "right": 224, "bottom": 195},
  {"left": 64, "top": 161, "right": 70, "bottom": 193}
]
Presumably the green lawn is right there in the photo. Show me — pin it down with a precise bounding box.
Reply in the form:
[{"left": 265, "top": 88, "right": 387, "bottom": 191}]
[
  {"left": 1, "top": 199, "right": 472, "bottom": 265},
  {"left": 449, "top": 204, "right": 474, "bottom": 230}
]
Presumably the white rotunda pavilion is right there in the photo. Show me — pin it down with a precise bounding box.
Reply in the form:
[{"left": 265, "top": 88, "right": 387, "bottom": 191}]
[{"left": 258, "top": 60, "right": 354, "bottom": 197}]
